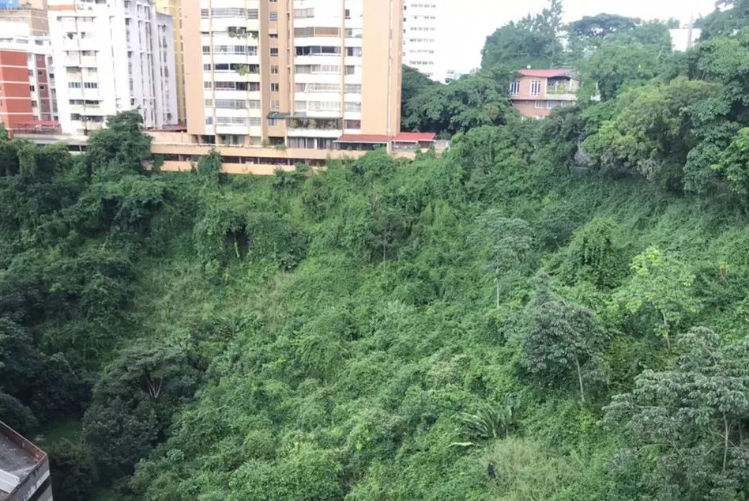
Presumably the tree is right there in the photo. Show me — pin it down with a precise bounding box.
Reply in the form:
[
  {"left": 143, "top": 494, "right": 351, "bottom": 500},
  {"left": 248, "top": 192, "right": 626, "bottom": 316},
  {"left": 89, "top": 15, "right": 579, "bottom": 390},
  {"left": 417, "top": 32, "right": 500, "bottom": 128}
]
[
  {"left": 701, "top": 0, "right": 749, "bottom": 40},
  {"left": 47, "top": 439, "right": 98, "bottom": 501},
  {"left": 611, "top": 247, "right": 700, "bottom": 349},
  {"left": 560, "top": 217, "right": 626, "bottom": 289},
  {"left": 83, "top": 341, "right": 201, "bottom": 480},
  {"left": 0, "top": 392, "right": 38, "bottom": 434},
  {"left": 516, "top": 279, "right": 609, "bottom": 401},
  {"left": 582, "top": 78, "right": 722, "bottom": 191},
  {"left": 580, "top": 23, "right": 672, "bottom": 101},
  {"left": 402, "top": 69, "right": 515, "bottom": 136},
  {"left": 86, "top": 111, "right": 152, "bottom": 174},
  {"left": 401, "top": 65, "right": 440, "bottom": 131},
  {"left": 605, "top": 327, "right": 749, "bottom": 500},
  {"left": 470, "top": 211, "right": 532, "bottom": 307},
  {"left": 713, "top": 127, "right": 749, "bottom": 196},
  {"left": 481, "top": 0, "right": 565, "bottom": 70},
  {"left": 83, "top": 399, "right": 159, "bottom": 481}
]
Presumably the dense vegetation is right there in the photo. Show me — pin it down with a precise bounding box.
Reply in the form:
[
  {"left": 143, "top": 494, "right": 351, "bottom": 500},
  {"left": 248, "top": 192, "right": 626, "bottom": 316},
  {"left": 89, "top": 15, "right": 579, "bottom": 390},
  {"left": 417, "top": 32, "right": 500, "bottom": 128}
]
[{"left": 5, "top": 1, "right": 749, "bottom": 500}]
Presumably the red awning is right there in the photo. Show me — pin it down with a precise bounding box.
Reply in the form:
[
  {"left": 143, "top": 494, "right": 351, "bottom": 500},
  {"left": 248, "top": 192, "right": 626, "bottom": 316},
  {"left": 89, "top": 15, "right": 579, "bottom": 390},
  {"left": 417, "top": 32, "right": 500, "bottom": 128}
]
[
  {"left": 336, "top": 134, "right": 392, "bottom": 144},
  {"left": 393, "top": 132, "right": 436, "bottom": 143}
]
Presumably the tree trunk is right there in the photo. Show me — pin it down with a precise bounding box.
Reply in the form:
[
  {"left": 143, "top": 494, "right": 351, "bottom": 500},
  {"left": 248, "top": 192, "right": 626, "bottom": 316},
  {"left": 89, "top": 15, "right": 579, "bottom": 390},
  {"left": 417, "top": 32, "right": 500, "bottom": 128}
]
[
  {"left": 574, "top": 353, "right": 585, "bottom": 402},
  {"left": 495, "top": 269, "right": 500, "bottom": 309},
  {"left": 661, "top": 310, "right": 671, "bottom": 350},
  {"left": 724, "top": 412, "right": 730, "bottom": 473}
]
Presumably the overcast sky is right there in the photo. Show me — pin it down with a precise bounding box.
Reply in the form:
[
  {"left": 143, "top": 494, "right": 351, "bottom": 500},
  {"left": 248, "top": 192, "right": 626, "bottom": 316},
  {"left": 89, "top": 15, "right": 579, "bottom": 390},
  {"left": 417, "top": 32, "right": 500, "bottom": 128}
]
[{"left": 441, "top": 0, "right": 719, "bottom": 73}]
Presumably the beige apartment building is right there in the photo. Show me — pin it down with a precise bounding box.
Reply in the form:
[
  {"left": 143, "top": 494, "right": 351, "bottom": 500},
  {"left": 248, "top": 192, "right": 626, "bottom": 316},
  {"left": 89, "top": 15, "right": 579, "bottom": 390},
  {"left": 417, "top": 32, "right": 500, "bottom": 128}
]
[{"left": 151, "top": 0, "right": 408, "bottom": 173}]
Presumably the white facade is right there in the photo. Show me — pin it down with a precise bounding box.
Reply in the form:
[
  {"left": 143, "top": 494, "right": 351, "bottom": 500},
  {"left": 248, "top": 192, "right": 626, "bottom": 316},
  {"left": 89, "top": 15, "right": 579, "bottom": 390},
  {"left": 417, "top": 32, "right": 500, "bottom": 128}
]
[
  {"left": 0, "top": 20, "right": 57, "bottom": 122},
  {"left": 48, "top": 0, "right": 177, "bottom": 136},
  {"left": 670, "top": 28, "right": 702, "bottom": 52},
  {"left": 402, "top": 0, "right": 445, "bottom": 82}
]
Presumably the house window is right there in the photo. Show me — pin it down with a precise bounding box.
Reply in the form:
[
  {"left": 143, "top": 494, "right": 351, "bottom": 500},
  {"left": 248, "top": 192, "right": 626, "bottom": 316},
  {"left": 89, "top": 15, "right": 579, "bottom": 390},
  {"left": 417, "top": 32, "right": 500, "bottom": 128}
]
[
  {"left": 530, "top": 80, "right": 542, "bottom": 96},
  {"left": 534, "top": 101, "right": 545, "bottom": 109},
  {"left": 509, "top": 80, "right": 520, "bottom": 96}
]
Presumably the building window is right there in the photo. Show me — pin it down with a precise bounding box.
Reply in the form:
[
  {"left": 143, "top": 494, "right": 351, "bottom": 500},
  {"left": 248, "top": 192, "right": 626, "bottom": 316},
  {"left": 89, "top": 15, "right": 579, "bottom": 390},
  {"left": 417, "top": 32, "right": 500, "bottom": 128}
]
[
  {"left": 509, "top": 80, "right": 520, "bottom": 96},
  {"left": 269, "top": 11, "right": 278, "bottom": 21},
  {"left": 205, "top": 116, "right": 213, "bottom": 125},
  {"left": 270, "top": 83, "right": 279, "bottom": 92},
  {"left": 270, "top": 48, "right": 279, "bottom": 57},
  {"left": 271, "top": 65, "right": 279, "bottom": 74},
  {"left": 530, "top": 80, "right": 542, "bottom": 96},
  {"left": 534, "top": 101, "right": 545, "bottom": 109},
  {"left": 271, "top": 100, "right": 280, "bottom": 110},
  {"left": 268, "top": 117, "right": 278, "bottom": 126}
]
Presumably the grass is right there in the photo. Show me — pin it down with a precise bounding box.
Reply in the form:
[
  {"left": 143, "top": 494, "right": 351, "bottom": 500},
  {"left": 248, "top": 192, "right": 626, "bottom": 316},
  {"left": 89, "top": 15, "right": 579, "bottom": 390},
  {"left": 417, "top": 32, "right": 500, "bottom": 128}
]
[{"left": 33, "top": 419, "right": 82, "bottom": 447}]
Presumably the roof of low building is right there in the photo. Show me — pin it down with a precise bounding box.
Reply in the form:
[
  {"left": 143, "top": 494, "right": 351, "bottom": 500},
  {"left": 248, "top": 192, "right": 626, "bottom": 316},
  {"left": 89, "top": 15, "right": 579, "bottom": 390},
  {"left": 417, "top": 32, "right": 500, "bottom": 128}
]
[
  {"left": 519, "top": 69, "right": 576, "bottom": 79},
  {"left": 336, "top": 134, "right": 392, "bottom": 144},
  {"left": 0, "top": 425, "right": 40, "bottom": 500},
  {"left": 393, "top": 132, "right": 436, "bottom": 142}
]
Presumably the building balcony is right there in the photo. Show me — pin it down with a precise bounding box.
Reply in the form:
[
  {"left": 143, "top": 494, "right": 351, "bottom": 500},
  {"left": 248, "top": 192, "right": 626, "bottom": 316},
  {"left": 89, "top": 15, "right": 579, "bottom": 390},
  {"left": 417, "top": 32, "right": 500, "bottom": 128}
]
[{"left": 288, "top": 128, "right": 342, "bottom": 138}]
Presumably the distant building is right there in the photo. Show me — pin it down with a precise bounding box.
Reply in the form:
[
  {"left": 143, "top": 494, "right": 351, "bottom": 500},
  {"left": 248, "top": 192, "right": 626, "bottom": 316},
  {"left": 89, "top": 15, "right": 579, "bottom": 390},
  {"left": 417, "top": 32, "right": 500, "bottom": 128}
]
[
  {"left": 0, "top": 421, "right": 53, "bottom": 501},
  {"left": 445, "top": 69, "right": 463, "bottom": 83},
  {"left": 509, "top": 69, "right": 578, "bottom": 119},
  {"left": 670, "top": 28, "right": 701, "bottom": 52},
  {"left": 154, "top": 0, "right": 185, "bottom": 122},
  {"left": 48, "top": 0, "right": 178, "bottom": 136},
  {"left": 402, "top": 0, "right": 446, "bottom": 82},
  {"left": 0, "top": 19, "right": 57, "bottom": 131},
  {"left": 0, "top": 0, "right": 49, "bottom": 40}
]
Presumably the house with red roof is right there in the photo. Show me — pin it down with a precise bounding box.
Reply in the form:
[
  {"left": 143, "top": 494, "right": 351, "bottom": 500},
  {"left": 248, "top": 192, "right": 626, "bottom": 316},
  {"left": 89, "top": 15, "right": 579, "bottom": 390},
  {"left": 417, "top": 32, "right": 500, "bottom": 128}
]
[{"left": 509, "top": 69, "right": 579, "bottom": 119}]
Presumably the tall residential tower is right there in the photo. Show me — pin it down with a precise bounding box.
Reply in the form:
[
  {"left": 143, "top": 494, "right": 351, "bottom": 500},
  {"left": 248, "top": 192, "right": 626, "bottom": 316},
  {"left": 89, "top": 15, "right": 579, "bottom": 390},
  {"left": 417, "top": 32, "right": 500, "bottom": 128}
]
[
  {"left": 181, "top": 0, "right": 403, "bottom": 149},
  {"left": 402, "top": 0, "right": 444, "bottom": 82}
]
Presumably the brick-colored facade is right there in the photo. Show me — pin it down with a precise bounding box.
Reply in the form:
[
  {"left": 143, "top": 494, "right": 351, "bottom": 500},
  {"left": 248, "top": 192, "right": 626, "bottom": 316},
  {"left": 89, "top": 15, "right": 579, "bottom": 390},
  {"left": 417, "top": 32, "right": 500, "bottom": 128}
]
[
  {"left": 510, "top": 69, "right": 579, "bottom": 119},
  {"left": 0, "top": 49, "right": 34, "bottom": 129}
]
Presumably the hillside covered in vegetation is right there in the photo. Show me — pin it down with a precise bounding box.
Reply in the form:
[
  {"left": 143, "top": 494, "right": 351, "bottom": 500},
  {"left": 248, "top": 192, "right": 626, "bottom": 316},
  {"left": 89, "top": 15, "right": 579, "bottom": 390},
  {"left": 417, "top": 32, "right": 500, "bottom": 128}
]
[{"left": 5, "top": 1, "right": 749, "bottom": 500}]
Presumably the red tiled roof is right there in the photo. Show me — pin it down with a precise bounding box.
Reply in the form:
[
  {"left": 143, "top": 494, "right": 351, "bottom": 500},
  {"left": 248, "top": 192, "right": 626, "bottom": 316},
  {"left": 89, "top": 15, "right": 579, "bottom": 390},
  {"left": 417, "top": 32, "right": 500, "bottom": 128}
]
[
  {"left": 394, "top": 132, "right": 436, "bottom": 142},
  {"left": 336, "top": 134, "right": 392, "bottom": 143},
  {"left": 519, "top": 69, "right": 575, "bottom": 78}
]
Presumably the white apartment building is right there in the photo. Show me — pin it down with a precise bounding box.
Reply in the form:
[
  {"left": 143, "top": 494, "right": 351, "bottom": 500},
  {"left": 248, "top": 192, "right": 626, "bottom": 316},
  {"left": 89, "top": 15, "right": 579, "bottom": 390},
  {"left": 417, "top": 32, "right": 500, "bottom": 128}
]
[
  {"left": 47, "top": 0, "right": 177, "bottom": 136},
  {"left": 402, "top": 0, "right": 445, "bottom": 82}
]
